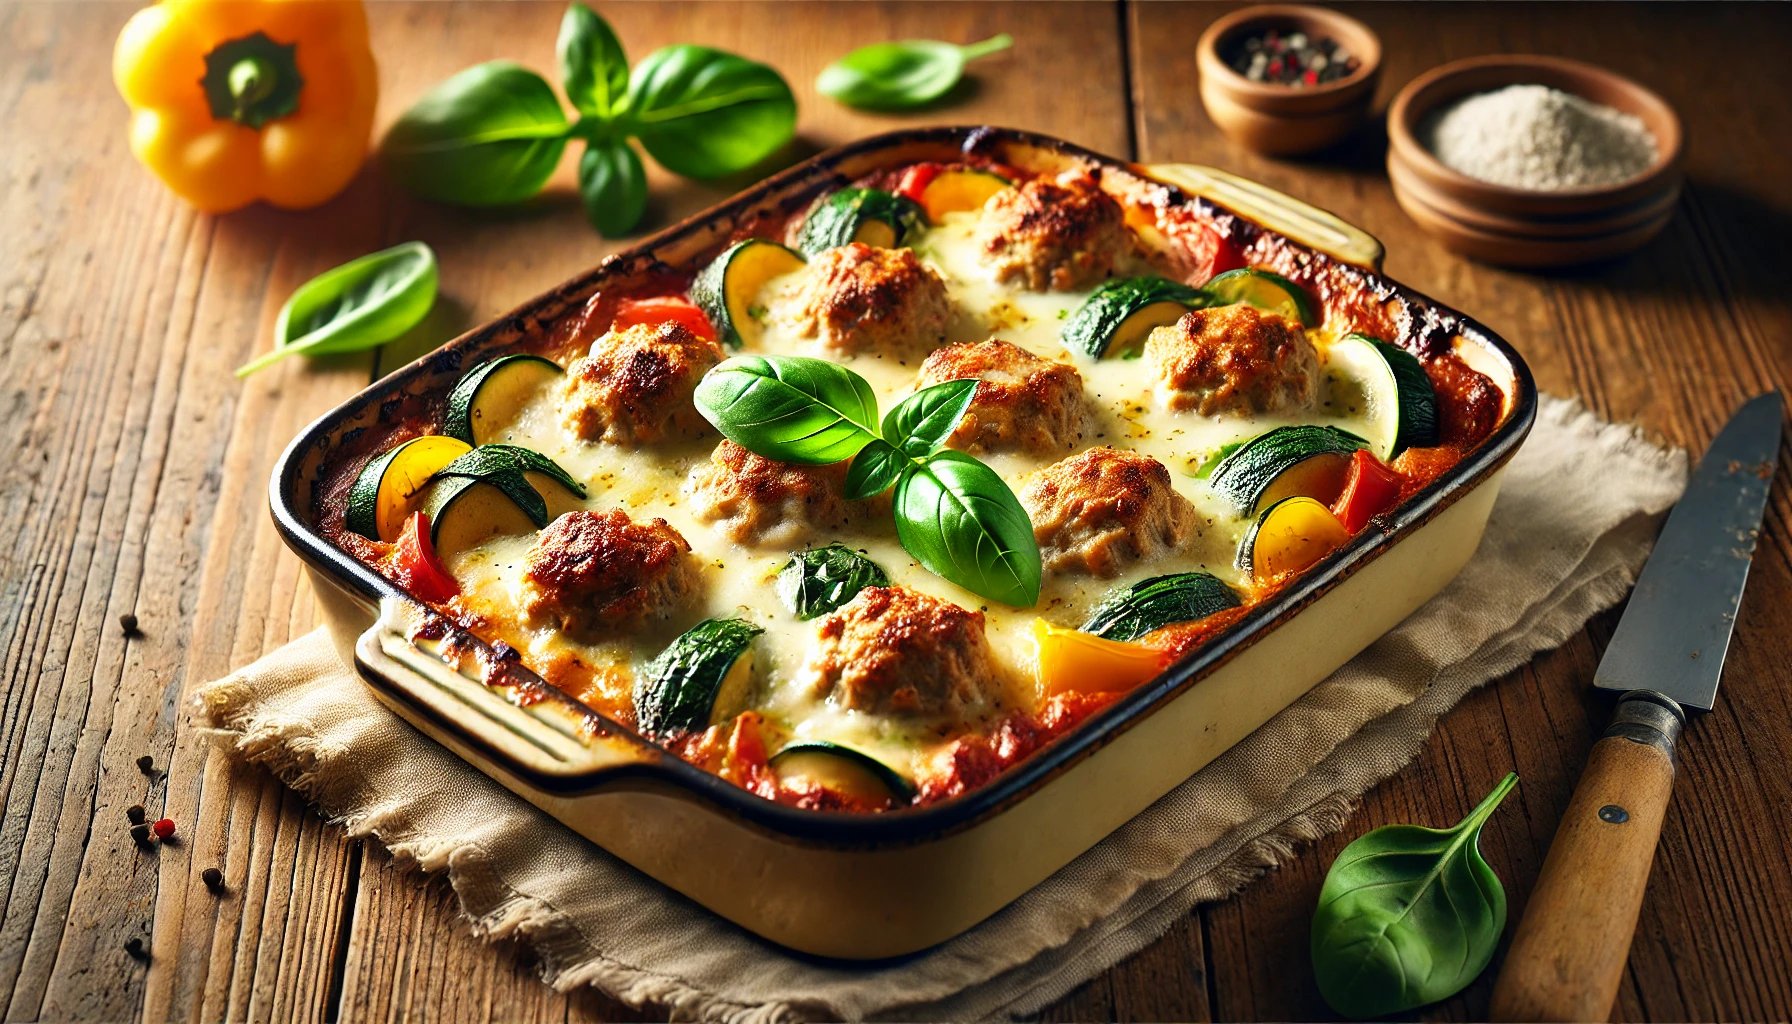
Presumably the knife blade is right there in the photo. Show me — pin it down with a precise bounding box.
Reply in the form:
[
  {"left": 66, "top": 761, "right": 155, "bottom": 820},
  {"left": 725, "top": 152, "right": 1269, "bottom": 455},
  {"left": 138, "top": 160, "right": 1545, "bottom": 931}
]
[
  {"left": 1593, "top": 389, "right": 1782, "bottom": 709},
  {"left": 1491, "top": 391, "right": 1783, "bottom": 1023}
]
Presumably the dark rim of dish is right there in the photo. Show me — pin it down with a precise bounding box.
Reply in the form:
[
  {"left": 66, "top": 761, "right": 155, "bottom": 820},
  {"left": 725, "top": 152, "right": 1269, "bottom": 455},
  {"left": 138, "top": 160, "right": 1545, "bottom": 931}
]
[{"left": 270, "top": 125, "right": 1538, "bottom": 848}]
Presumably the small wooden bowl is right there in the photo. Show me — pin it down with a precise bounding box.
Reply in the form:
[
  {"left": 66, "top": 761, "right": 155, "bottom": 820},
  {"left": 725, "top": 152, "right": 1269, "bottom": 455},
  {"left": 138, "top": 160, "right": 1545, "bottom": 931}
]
[
  {"left": 1196, "top": 5, "right": 1382, "bottom": 157},
  {"left": 1386, "top": 54, "right": 1684, "bottom": 266}
]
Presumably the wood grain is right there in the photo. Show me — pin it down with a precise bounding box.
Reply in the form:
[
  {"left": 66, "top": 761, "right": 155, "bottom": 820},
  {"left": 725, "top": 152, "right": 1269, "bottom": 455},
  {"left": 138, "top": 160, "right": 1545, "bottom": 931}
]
[{"left": 0, "top": 1, "right": 1787, "bottom": 1022}]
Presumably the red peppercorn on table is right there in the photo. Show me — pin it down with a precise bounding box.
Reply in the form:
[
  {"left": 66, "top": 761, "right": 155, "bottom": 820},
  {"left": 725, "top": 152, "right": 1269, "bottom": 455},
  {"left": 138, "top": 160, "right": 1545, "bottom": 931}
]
[{"left": 2, "top": 3, "right": 1789, "bottom": 1021}]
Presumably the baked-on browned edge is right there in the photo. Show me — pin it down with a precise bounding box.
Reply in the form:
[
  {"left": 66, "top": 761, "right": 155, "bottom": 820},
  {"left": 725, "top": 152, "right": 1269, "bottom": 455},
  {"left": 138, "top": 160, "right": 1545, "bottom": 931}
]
[{"left": 270, "top": 126, "right": 1537, "bottom": 847}]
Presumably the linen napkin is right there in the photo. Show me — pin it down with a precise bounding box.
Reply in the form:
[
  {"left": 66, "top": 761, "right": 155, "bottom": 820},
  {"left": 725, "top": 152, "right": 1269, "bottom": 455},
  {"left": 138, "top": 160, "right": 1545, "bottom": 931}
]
[{"left": 197, "top": 395, "right": 1687, "bottom": 1022}]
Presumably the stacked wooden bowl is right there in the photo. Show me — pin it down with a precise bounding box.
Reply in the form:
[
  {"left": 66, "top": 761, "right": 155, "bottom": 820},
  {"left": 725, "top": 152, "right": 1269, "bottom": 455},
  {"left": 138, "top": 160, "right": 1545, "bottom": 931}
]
[{"left": 1387, "top": 55, "right": 1683, "bottom": 268}]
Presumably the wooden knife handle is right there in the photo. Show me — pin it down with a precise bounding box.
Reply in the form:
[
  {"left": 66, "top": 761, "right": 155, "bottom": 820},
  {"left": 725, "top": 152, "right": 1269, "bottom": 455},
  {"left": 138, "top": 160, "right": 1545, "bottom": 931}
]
[{"left": 1489, "top": 692, "right": 1685, "bottom": 1023}]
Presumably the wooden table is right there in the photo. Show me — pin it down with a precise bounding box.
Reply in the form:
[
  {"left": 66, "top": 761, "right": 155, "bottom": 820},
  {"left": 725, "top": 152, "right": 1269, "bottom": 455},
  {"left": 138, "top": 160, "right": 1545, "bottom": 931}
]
[{"left": 2, "top": 2, "right": 1788, "bottom": 1020}]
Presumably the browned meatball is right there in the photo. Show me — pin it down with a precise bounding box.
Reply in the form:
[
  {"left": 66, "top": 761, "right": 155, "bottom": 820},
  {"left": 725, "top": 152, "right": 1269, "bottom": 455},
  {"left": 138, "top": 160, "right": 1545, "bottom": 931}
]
[
  {"left": 520, "top": 510, "right": 699, "bottom": 642},
  {"left": 782, "top": 243, "right": 950, "bottom": 358},
  {"left": 559, "top": 321, "right": 722, "bottom": 445},
  {"left": 975, "top": 176, "right": 1131, "bottom": 292},
  {"left": 1018, "top": 447, "right": 1197, "bottom": 577},
  {"left": 685, "top": 440, "right": 857, "bottom": 547},
  {"left": 1144, "top": 305, "right": 1318, "bottom": 417},
  {"left": 798, "top": 586, "right": 999, "bottom": 720},
  {"left": 912, "top": 339, "right": 1088, "bottom": 456}
]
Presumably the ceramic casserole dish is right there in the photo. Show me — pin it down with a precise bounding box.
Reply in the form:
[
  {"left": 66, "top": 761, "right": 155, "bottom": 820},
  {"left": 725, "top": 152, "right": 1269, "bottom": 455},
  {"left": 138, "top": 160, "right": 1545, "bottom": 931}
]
[{"left": 270, "top": 127, "right": 1535, "bottom": 959}]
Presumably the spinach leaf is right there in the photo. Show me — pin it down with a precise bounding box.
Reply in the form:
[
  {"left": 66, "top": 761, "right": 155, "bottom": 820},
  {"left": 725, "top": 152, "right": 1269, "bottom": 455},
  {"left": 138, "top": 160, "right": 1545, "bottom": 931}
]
[
  {"left": 557, "top": 2, "right": 628, "bottom": 119},
  {"left": 579, "top": 139, "right": 647, "bottom": 236},
  {"left": 237, "top": 242, "right": 438, "bottom": 377},
  {"left": 777, "top": 545, "right": 889, "bottom": 620},
  {"left": 381, "top": 62, "right": 572, "bottom": 206},
  {"left": 693, "top": 355, "right": 879, "bottom": 465},
  {"left": 817, "top": 34, "right": 1012, "bottom": 110},
  {"left": 626, "top": 45, "right": 797, "bottom": 179},
  {"left": 845, "top": 438, "right": 905, "bottom": 500},
  {"left": 1311, "top": 772, "right": 1520, "bottom": 1019},
  {"left": 894, "top": 450, "right": 1041, "bottom": 607},
  {"left": 882, "top": 378, "right": 978, "bottom": 457}
]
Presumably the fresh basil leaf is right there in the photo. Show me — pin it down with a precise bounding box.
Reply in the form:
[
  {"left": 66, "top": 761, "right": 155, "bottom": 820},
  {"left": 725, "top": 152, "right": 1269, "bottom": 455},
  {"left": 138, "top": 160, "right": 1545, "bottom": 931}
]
[
  {"left": 777, "top": 544, "right": 889, "bottom": 620},
  {"left": 557, "top": 3, "right": 629, "bottom": 119},
  {"left": 1311, "top": 772, "right": 1519, "bottom": 1019},
  {"left": 579, "top": 139, "right": 647, "bottom": 236},
  {"left": 883, "top": 378, "right": 978, "bottom": 458},
  {"left": 694, "top": 354, "right": 879, "bottom": 465},
  {"left": 625, "top": 45, "right": 797, "bottom": 179},
  {"left": 893, "top": 451, "right": 1041, "bottom": 607},
  {"left": 381, "top": 61, "right": 571, "bottom": 207},
  {"left": 845, "top": 438, "right": 905, "bottom": 500},
  {"left": 237, "top": 242, "right": 437, "bottom": 377},
  {"left": 816, "top": 34, "right": 1012, "bottom": 111}
]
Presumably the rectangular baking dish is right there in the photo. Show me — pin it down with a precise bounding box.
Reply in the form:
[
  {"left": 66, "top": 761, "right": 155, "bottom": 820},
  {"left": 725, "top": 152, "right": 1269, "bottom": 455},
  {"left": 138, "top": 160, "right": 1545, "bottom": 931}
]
[{"left": 270, "top": 127, "right": 1536, "bottom": 960}]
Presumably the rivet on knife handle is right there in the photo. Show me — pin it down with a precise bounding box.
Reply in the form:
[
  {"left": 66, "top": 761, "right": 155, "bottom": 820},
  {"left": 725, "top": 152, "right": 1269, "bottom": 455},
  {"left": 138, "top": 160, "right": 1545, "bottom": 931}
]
[{"left": 1488, "top": 692, "right": 1684, "bottom": 1023}]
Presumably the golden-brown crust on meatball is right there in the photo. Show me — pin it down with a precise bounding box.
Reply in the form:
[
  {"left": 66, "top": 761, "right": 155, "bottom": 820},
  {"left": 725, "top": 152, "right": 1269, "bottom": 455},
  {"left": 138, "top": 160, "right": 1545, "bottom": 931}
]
[
  {"left": 1018, "top": 447, "right": 1197, "bottom": 577},
  {"left": 685, "top": 440, "right": 858, "bottom": 547},
  {"left": 521, "top": 510, "right": 699, "bottom": 642},
  {"left": 1144, "top": 305, "right": 1318, "bottom": 417},
  {"left": 799, "top": 586, "right": 998, "bottom": 720},
  {"left": 975, "top": 176, "right": 1131, "bottom": 292},
  {"left": 559, "top": 321, "right": 722, "bottom": 444},
  {"left": 913, "top": 339, "right": 1088, "bottom": 456},
  {"left": 783, "top": 243, "right": 950, "bottom": 358}
]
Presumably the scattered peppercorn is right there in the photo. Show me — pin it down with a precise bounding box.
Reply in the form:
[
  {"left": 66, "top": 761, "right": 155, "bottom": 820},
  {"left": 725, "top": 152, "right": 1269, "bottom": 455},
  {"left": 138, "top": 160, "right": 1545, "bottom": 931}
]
[
  {"left": 136, "top": 755, "right": 154, "bottom": 775},
  {"left": 152, "top": 818, "right": 176, "bottom": 840},
  {"left": 1226, "top": 28, "right": 1360, "bottom": 87},
  {"left": 129, "top": 823, "right": 152, "bottom": 845},
  {"left": 126, "top": 804, "right": 146, "bottom": 825},
  {"left": 201, "top": 867, "right": 225, "bottom": 893},
  {"left": 119, "top": 613, "right": 140, "bottom": 636},
  {"left": 124, "top": 937, "right": 148, "bottom": 961}
]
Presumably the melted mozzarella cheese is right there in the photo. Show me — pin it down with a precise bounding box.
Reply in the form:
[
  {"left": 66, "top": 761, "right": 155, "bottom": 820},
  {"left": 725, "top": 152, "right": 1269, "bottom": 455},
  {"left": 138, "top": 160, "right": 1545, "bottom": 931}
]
[{"left": 447, "top": 212, "right": 1377, "bottom": 780}]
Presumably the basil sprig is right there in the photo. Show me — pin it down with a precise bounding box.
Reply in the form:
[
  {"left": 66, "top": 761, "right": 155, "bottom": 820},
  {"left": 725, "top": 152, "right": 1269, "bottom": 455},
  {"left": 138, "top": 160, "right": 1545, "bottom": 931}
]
[
  {"left": 236, "top": 242, "right": 437, "bottom": 378},
  {"left": 1310, "top": 772, "right": 1519, "bottom": 1019},
  {"left": 817, "top": 34, "right": 1013, "bottom": 110},
  {"left": 695, "top": 355, "right": 1041, "bottom": 607},
  {"left": 382, "top": 4, "right": 795, "bottom": 236}
]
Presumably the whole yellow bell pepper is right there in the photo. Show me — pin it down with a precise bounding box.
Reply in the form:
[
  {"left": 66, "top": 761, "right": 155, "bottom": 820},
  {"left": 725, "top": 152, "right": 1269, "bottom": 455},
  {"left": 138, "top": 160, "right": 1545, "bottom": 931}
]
[{"left": 113, "top": 0, "right": 378, "bottom": 213}]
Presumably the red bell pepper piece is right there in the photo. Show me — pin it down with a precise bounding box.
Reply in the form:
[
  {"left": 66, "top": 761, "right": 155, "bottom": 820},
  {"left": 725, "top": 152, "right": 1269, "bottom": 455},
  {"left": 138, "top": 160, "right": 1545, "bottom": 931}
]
[
  {"left": 393, "top": 511, "right": 459, "bottom": 604},
  {"left": 1207, "top": 230, "right": 1247, "bottom": 278},
  {"left": 612, "top": 296, "right": 718, "bottom": 344},
  {"left": 1331, "top": 449, "right": 1404, "bottom": 533},
  {"left": 896, "top": 163, "right": 943, "bottom": 205}
]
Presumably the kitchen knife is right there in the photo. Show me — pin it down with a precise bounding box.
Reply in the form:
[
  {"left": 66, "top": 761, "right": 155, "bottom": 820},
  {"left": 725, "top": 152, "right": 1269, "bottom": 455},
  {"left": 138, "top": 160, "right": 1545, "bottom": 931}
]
[{"left": 1490, "top": 391, "right": 1783, "bottom": 1023}]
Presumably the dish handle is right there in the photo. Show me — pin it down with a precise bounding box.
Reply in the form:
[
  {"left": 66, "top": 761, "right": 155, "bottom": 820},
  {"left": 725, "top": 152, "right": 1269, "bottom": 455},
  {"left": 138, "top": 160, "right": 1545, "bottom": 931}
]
[{"left": 1140, "top": 163, "right": 1386, "bottom": 270}]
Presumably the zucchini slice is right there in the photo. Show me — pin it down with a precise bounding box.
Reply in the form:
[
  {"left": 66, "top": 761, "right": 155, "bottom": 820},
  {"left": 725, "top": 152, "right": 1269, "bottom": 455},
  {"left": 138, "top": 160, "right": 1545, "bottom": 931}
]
[
  {"left": 1208, "top": 425, "right": 1367, "bottom": 517},
  {"left": 346, "top": 435, "right": 473, "bottom": 542},
  {"left": 796, "top": 188, "right": 927, "bottom": 255},
  {"left": 1236, "top": 495, "right": 1351, "bottom": 582},
  {"left": 1061, "top": 275, "right": 1208, "bottom": 359},
  {"left": 690, "top": 239, "right": 806, "bottom": 349},
  {"left": 444, "top": 354, "right": 564, "bottom": 446},
  {"left": 1203, "top": 268, "right": 1317, "bottom": 326},
  {"left": 1323, "top": 334, "right": 1439, "bottom": 460},
  {"left": 634, "top": 618, "right": 764, "bottom": 739},
  {"left": 419, "top": 475, "right": 543, "bottom": 558},
  {"left": 917, "top": 168, "right": 1011, "bottom": 221},
  {"left": 1081, "top": 572, "right": 1241, "bottom": 641},
  {"left": 777, "top": 544, "right": 889, "bottom": 621},
  {"left": 771, "top": 740, "right": 916, "bottom": 805}
]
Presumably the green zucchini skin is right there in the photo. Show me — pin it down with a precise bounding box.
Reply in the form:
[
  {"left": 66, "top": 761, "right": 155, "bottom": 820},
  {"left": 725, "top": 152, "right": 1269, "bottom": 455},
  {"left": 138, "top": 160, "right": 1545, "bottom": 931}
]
[
  {"left": 443, "top": 354, "right": 563, "bottom": 446},
  {"left": 1208, "top": 425, "right": 1366, "bottom": 516},
  {"left": 1061, "top": 276, "right": 1209, "bottom": 359},
  {"left": 634, "top": 618, "right": 765, "bottom": 739},
  {"left": 770, "top": 740, "right": 917, "bottom": 803},
  {"left": 1204, "top": 268, "right": 1317, "bottom": 325},
  {"left": 777, "top": 544, "right": 889, "bottom": 620},
  {"left": 1081, "top": 572, "right": 1241, "bottom": 642},
  {"left": 346, "top": 445, "right": 404, "bottom": 541},
  {"left": 796, "top": 188, "right": 927, "bottom": 256},
  {"left": 1358, "top": 335, "right": 1440, "bottom": 455},
  {"left": 690, "top": 239, "right": 807, "bottom": 349}
]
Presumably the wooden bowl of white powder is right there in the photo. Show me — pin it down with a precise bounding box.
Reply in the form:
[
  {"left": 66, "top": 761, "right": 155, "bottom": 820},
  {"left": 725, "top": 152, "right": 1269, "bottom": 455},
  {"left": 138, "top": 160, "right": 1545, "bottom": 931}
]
[{"left": 1386, "top": 54, "right": 1682, "bottom": 266}]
